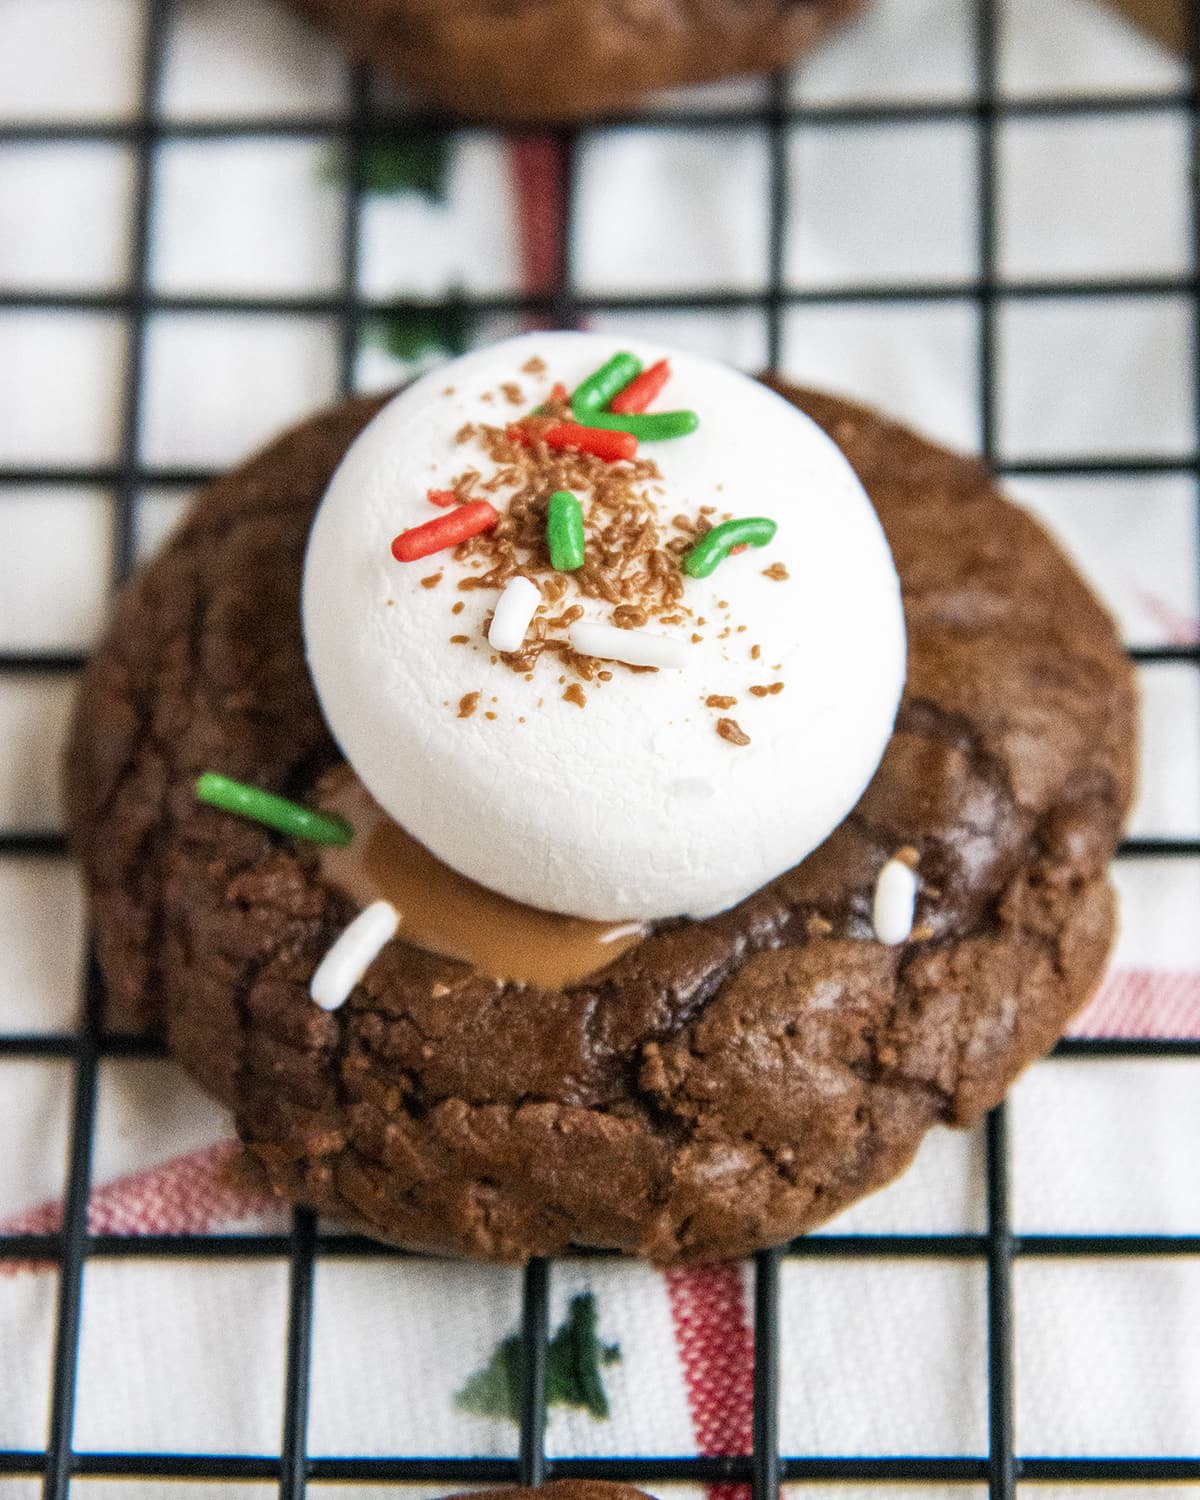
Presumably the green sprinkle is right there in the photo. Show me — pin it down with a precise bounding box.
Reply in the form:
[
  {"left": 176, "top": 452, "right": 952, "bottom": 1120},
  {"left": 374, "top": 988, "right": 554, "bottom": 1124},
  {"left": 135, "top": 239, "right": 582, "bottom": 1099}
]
[
  {"left": 570, "top": 351, "right": 642, "bottom": 414},
  {"left": 572, "top": 408, "right": 699, "bottom": 441},
  {"left": 683, "top": 516, "right": 779, "bottom": 579},
  {"left": 547, "top": 490, "right": 586, "bottom": 571},
  {"left": 195, "top": 773, "right": 353, "bottom": 846}
]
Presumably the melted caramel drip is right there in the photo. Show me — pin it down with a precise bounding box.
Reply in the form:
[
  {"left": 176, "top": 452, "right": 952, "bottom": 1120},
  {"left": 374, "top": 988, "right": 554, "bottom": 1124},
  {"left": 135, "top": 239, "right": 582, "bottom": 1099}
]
[{"left": 316, "top": 767, "right": 645, "bottom": 989}]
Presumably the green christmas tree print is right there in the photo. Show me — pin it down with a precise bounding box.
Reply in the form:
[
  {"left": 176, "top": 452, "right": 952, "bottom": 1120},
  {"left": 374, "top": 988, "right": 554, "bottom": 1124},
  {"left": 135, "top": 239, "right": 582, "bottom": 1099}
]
[{"left": 456, "top": 1291, "right": 622, "bottom": 1424}]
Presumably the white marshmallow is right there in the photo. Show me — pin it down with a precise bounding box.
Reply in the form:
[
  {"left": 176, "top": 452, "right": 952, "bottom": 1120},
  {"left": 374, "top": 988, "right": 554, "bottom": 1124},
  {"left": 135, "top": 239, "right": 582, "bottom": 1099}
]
[
  {"left": 310, "top": 900, "right": 399, "bottom": 1010},
  {"left": 303, "top": 332, "right": 906, "bottom": 922},
  {"left": 873, "top": 858, "right": 918, "bottom": 946},
  {"left": 487, "top": 576, "right": 540, "bottom": 654}
]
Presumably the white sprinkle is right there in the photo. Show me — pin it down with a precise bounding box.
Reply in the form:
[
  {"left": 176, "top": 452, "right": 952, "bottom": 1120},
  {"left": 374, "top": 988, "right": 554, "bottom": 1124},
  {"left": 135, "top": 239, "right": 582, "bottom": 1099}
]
[
  {"left": 570, "top": 620, "right": 689, "bottom": 670},
  {"left": 310, "top": 900, "right": 399, "bottom": 1011},
  {"left": 599, "top": 920, "right": 649, "bottom": 945},
  {"left": 487, "top": 575, "right": 540, "bottom": 654},
  {"left": 872, "top": 857, "right": 918, "bottom": 946}
]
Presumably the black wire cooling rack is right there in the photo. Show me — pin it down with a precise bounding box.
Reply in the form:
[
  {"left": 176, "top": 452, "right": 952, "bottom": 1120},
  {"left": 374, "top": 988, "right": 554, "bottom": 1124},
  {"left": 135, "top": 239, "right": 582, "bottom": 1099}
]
[{"left": 1, "top": 0, "right": 1199, "bottom": 1496}]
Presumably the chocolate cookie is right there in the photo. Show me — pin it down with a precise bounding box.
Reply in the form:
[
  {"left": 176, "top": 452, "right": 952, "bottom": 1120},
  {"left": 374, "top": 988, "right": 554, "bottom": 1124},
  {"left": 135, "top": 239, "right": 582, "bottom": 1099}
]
[
  {"left": 64, "top": 380, "right": 1136, "bottom": 1264},
  {"left": 281, "top": 0, "right": 869, "bottom": 122},
  {"left": 447, "top": 1488, "right": 650, "bottom": 1500}
]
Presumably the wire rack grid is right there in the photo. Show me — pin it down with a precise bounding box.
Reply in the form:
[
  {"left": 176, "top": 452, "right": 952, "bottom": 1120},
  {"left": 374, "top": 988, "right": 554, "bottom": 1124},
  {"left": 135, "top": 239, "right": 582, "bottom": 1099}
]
[{"left": 0, "top": 0, "right": 1199, "bottom": 1497}]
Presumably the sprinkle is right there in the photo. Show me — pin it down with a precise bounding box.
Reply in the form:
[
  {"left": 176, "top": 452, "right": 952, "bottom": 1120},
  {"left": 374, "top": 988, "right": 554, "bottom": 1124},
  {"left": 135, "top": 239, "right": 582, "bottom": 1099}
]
[
  {"left": 716, "top": 717, "right": 751, "bottom": 746},
  {"left": 579, "top": 409, "right": 699, "bottom": 442},
  {"left": 531, "top": 380, "right": 569, "bottom": 416},
  {"left": 873, "top": 857, "right": 919, "bottom": 945},
  {"left": 683, "top": 517, "right": 778, "bottom": 579},
  {"left": 570, "top": 620, "right": 689, "bottom": 670},
  {"left": 487, "top": 575, "right": 541, "bottom": 653},
  {"left": 609, "top": 358, "right": 670, "bottom": 414},
  {"left": 427, "top": 488, "right": 456, "bottom": 507},
  {"left": 310, "top": 900, "right": 399, "bottom": 1011},
  {"left": 507, "top": 420, "right": 637, "bottom": 464},
  {"left": 392, "top": 500, "right": 499, "bottom": 562},
  {"left": 195, "top": 773, "right": 352, "bottom": 846},
  {"left": 546, "top": 490, "right": 586, "bottom": 571},
  {"left": 571, "top": 351, "right": 642, "bottom": 413}
]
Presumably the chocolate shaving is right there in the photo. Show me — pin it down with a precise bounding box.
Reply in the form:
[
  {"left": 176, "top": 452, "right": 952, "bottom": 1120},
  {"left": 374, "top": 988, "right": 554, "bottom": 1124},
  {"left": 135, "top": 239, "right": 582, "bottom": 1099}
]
[
  {"left": 716, "top": 717, "right": 751, "bottom": 746},
  {"left": 762, "top": 562, "right": 789, "bottom": 581},
  {"left": 457, "top": 692, "right": 480, "bottom": 718},
  {"left": 705, "top": 694, "right": 737, "bottom": 709},
  {"left": 442, "top": 418, "right": 707, "bottom": 682}
]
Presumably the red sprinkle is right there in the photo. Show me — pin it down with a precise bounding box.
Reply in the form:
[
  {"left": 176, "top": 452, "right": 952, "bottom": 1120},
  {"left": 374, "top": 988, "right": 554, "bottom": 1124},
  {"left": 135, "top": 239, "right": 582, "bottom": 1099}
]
[
  {"left": 427, "top": 488, "right": 457, "bottom": 508},
  {"left": 507, "top": 420, "right": 637, "bottom": 464},
  {"left": 549, "top": 382, "right": 568, "bottom": 403},
  {"left": 391, "top": 500, "right": 499, "bottom": 562},
  {"left": 609, "top": 358, "right": 670, "bottom": 414}
]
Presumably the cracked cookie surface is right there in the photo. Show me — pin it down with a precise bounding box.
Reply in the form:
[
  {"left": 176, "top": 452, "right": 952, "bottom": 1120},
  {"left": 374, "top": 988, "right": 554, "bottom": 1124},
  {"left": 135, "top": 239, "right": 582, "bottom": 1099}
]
[
  {"left": 64, "top": 380, "right": 1137, "bottom": 1263},
  {"left": 281, "top": 0, "right": 869, "bottom": 121}
]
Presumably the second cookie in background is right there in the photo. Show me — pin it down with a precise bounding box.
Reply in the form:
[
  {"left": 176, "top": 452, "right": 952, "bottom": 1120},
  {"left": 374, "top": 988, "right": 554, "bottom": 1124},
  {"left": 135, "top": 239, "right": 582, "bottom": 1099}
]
[{"left": 280, "top": 0, "right": 870, "bottom": 121}]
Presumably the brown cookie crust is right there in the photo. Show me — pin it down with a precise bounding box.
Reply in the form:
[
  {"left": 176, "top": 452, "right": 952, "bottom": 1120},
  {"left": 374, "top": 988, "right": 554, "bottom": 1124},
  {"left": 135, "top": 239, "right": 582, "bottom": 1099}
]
[
  {"left": 282, "top": 0, "right": 869, "bottom": 122},
  {"left": 446, "top": 1487, "right": 652, "bottom": 1500},
  {"left": 64, "top": 380, "right": 1137, "bottom": 1264}
]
